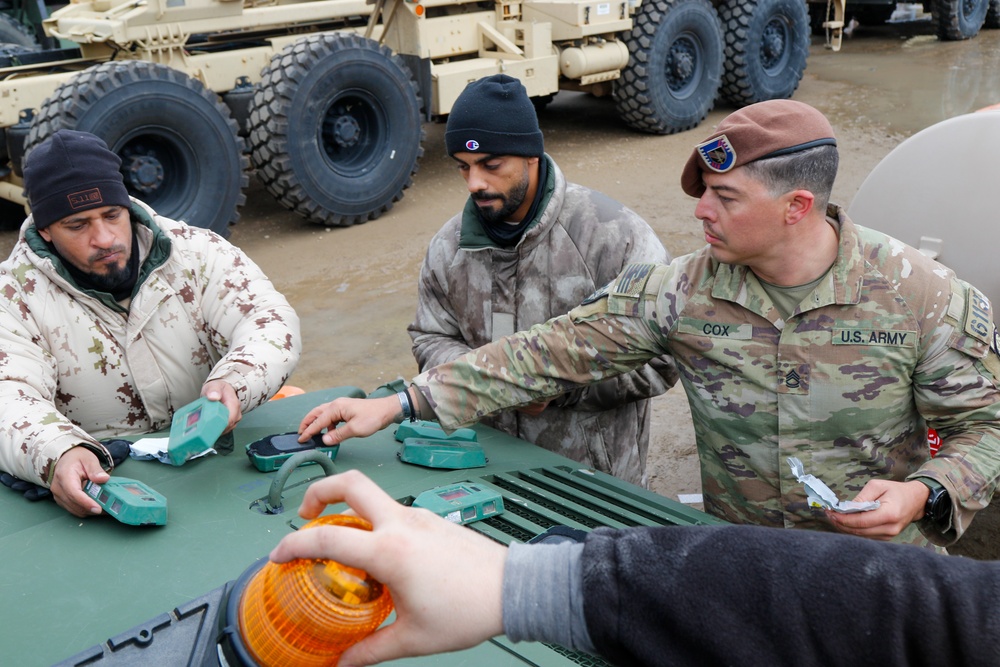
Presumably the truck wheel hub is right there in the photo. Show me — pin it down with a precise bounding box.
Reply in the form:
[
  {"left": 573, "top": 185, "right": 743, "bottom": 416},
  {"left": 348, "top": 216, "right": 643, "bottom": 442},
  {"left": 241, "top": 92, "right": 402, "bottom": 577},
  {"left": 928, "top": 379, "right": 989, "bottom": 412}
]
[
  {"left": 762, "top": 22, "right": 786, "bottom": 65},
  {"left": 329, "top": 115, "right": 361, "bottom": 148},
  {"left": 670, "top": 50, "right": 695, "bottom": 83},
  {"left": 124, "top": 154, "right": 165, "bottom": 194}
]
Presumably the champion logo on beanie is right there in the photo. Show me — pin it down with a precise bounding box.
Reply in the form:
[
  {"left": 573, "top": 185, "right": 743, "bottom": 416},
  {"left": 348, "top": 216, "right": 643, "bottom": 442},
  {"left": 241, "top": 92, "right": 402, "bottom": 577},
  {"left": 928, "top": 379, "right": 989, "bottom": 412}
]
[
  {"left": 445, "top": 74, "right": 544, "bottom": 158},
  {"left": 23, "top": 129, "right": 132, "bottom": 230}
]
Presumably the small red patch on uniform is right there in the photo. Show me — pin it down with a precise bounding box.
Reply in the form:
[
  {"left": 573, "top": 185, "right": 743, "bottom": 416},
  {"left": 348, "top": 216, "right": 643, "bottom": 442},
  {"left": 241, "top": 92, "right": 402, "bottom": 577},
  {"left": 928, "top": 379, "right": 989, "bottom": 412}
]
[{"left": 927, "top": 428, "right": 941, "bottom": 457}]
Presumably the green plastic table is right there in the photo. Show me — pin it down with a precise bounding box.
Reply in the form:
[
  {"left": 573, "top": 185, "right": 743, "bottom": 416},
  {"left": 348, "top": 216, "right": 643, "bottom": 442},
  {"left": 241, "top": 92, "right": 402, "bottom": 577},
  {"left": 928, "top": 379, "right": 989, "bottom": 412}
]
[{"left": 0, "top": 387, "right": 721, "bottom": 666}]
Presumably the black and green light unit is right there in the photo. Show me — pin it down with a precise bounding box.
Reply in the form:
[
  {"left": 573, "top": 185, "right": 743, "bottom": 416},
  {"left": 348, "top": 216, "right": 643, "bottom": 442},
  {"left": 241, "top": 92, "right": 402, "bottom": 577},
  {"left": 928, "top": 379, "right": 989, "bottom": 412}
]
[{"left": 245, "top": 432, "right": 337, "bottom": 473}]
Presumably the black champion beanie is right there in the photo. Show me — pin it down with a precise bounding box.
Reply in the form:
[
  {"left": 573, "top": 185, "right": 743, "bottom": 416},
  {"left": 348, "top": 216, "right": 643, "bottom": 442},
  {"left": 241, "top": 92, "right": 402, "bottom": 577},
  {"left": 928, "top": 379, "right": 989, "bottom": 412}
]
[
  {"left": 23, "top": 130, "right": 132, "bottom": 230},
  {"left": 445, "top": 74, "right": 544, "bottom": 157}
]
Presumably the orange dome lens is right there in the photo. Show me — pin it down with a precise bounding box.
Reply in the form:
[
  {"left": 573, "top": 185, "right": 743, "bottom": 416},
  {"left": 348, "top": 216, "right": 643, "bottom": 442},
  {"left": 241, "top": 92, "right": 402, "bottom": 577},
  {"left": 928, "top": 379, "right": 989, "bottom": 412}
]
[{"left": 238, "top": 515, "right": 393, "bottom": 666}]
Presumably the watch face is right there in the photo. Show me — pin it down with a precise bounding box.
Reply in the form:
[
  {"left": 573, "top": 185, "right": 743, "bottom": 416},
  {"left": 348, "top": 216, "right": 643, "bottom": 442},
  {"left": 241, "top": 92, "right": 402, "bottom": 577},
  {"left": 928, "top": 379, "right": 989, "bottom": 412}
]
[{"left": 928, "top": 487, "right": 951, "bottom": 523}]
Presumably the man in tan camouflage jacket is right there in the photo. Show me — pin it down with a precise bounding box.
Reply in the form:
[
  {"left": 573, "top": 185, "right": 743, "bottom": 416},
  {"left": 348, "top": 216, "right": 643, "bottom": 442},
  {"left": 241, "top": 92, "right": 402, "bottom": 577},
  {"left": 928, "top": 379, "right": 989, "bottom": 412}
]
[
  {"left": 0, "top": 130, "right": 301, "bottom": 518},
  {"left": 302, "top": 100, "right": 1000, "bottom": 549},
  {"left": 408, "top": 74, "right": 676, "bottom": 485}
]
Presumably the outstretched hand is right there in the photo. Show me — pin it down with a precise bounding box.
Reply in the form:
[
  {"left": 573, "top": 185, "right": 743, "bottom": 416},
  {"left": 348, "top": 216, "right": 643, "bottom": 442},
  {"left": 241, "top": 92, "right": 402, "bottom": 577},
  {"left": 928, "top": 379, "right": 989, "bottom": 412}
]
[
  {"left": 270, "top": 470, "right": 508, "bottom": 666},
  {"left": 297, "top": 395, "right": 401, "bottom": 445}
]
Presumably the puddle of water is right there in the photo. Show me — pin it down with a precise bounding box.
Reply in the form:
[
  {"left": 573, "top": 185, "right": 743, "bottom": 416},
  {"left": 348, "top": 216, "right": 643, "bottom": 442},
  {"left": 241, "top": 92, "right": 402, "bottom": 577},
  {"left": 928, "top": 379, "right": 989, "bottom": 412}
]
[{"left": 806, "top": 26, "right": 1000, "bottom": 135}]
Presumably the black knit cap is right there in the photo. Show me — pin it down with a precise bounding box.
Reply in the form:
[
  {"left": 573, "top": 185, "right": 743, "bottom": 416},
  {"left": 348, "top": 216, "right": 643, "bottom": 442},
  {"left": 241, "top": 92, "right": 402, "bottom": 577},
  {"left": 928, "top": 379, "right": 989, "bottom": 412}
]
[
  {"left": 23, "top": 129, "right": 132, "bottom": 230},
  {"left": 445, "top": 74, "right": 544, "bottom": 157}
]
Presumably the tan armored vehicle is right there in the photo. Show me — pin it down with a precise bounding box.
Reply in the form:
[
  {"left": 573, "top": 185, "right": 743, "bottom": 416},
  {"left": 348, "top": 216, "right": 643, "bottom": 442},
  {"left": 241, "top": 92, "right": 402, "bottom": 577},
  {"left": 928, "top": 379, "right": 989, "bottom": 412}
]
[{"left": 0, "top": 0, "right": 818, "bottom": 234}]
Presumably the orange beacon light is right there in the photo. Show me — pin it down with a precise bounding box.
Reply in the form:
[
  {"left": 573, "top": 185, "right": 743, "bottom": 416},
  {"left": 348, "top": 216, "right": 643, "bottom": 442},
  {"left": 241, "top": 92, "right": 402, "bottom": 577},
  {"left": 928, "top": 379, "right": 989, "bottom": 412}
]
[{"left": 224, "top": 514, "right": 394, "bottom": 666}]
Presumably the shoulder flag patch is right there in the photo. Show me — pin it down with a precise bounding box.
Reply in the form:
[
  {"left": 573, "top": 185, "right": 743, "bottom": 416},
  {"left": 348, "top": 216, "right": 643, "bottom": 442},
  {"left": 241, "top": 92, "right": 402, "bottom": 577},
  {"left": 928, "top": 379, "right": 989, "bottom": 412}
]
[{"left": 611, "top": 263, "right": 656, "bottom": 298}]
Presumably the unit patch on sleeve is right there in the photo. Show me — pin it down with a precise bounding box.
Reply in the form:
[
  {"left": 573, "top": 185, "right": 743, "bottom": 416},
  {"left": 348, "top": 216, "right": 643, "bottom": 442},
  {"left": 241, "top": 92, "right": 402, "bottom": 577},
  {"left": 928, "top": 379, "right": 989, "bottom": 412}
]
[{"left": 964, "top": 287, "right": 993, "bottom": 346}]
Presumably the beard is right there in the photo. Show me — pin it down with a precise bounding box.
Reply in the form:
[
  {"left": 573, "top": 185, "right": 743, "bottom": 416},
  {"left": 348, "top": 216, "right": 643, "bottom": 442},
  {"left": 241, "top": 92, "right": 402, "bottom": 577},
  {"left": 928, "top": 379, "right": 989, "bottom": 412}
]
[
  {"left": 472, "top": 173, "right": 530, "bottom": 225},
  {"left": 84, "top": 246, "right": 132, "bottom": 291}
]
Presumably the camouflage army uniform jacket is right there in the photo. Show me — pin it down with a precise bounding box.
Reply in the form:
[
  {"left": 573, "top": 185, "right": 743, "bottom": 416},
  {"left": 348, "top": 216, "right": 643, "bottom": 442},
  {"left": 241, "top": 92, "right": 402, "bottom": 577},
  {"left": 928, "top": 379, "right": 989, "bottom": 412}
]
[
  {"left": 414, "top": 206, "right": 1000, "bottom": 546},
  {"left": 0, "top": 200, "right": 301, "bottom": 487},
  {"left": 408, "top": 155, "right": 676, "bottom": 485}
]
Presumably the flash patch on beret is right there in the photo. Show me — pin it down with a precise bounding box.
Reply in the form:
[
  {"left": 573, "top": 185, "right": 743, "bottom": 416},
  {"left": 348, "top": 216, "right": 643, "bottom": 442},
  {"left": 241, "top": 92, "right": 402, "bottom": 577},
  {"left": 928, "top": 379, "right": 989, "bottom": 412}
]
[{"left": 696, "top": 134, "right": 736, "bottom": 173}]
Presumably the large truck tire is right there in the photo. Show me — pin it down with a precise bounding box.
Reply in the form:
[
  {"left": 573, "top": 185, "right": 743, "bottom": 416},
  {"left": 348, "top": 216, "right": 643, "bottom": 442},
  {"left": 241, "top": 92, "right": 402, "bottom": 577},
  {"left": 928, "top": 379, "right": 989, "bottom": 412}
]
[
  {"left": 984, "top": 0, "right": 1000, "bottom": 28},
  {"left": 249, "top": 33, "right": 424, "bottom": 227},
  {"left": 718, "top": 0, "right": 810, "bottom": 106},
  {"left": 614, "top": 0, "right": 724, "bottom": 135},
  {"left": 26, "top": 62, "right": 247, "bottom": 237},
  {"left": 936, "top": 0, "right": 989, "bottom": 38},
  {"left": 0, "top": 14, "right": 40, "bottom": 52}
]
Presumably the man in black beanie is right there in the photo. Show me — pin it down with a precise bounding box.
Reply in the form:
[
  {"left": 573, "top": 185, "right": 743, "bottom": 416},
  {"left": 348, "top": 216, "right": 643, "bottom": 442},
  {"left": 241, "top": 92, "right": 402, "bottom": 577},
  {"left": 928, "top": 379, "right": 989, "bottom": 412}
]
[
  {"left": 0, "top": 129, "right": 301, "bottom": 518},
  {"left": 408, "top": 74, "right": 676, "bottom": 486}
]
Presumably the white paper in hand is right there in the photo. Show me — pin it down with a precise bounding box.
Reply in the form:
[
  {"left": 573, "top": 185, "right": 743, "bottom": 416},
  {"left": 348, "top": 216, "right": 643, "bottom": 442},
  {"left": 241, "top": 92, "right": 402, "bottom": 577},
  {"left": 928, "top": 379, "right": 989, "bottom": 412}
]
[{"left": 787, "top": 457, "right": 880, "bottom": 513}]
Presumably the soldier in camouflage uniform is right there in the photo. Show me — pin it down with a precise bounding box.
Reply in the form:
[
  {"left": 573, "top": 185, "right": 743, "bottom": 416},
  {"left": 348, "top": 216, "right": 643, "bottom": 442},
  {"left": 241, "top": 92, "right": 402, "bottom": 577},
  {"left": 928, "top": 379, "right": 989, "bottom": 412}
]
[
  {"left": 408, "top": 74, "right": 675, "bottom": 485},
  {"left": 301, "top": 100, "right": 1000, "bottom": 548},
  {"left": 0, "top": 130, "right": 301, "bottom": 517}
]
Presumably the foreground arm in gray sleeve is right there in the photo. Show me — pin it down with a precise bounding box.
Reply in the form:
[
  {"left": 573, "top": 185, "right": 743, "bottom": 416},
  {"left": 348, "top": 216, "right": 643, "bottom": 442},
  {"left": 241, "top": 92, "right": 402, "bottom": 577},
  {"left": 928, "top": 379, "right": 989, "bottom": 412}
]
[
  {"left": 502, "top": 542, "right": 594, "bottom": 653},
  {"left": 504, "top": 525, "right": 1000, "bottom": 667}
]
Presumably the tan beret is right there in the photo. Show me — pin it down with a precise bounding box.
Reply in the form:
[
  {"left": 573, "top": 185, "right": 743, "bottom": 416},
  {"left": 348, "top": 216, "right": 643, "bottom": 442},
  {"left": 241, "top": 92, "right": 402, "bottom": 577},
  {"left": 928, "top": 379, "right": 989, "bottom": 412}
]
[{"left": 680, "top": 99, "right": 837, "bottom": 197}]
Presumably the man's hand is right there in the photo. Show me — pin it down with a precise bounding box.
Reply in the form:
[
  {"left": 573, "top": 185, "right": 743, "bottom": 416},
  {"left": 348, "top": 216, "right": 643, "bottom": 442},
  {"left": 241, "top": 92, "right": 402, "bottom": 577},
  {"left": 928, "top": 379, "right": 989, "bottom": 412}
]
[
  {"left": 826, "top": 479, "right": 930, "bottom": 540},
  {"left": 298, "top": 395, "right": 401, "bottom": 446},
  {"left": 202, "top": 379, "right": 242, "bottom": 433},
  {"left": 50, "top": 446, "right": 110, "bottom": 517},
  {"left": 270, "top": 470, "right": 507, "bottom": 666}
]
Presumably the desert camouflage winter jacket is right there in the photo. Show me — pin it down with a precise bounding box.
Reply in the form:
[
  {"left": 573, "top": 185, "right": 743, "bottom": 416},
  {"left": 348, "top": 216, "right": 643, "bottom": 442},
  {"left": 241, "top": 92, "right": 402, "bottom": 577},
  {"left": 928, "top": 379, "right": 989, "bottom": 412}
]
[
  {"left": 0, "top": 201, "right": 300, "bottom": 486},
  {"left": 408, "top": 155, "right": 676, "bottom": 485},
  {"left": 414, "top": 207, "right": 1000, "bottom": 546}
]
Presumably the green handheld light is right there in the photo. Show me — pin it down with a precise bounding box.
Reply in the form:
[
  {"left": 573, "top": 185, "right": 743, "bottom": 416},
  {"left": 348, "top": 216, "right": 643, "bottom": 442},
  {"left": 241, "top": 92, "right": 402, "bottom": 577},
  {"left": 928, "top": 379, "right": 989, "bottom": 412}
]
[
  {"left": 84, "top": 477, "right": 167, "bottom": 526},
  {"left": 167, "top": 397, "right": 229, "bottom": 465},
  {"left": 412, "top": 483, "right": 504, "bottom": 525}
]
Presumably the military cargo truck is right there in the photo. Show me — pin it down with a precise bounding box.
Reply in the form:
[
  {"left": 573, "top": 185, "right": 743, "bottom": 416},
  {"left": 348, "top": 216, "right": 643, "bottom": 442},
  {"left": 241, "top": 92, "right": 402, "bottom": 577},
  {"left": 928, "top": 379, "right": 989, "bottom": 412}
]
[
  {"left": 0, "top": 0, "right": 817, "bottom": 235},
  {"left": 0, "top": 0, "right": 56, "bottom": 52},
  {"left": 808, "top": 0, "right": 1000, "bottom": 41}
]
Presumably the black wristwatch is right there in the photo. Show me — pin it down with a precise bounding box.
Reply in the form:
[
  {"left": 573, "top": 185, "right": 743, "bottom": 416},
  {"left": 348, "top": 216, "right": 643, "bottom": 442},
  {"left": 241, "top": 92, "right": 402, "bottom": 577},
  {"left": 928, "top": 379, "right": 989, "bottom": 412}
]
[{"left": 918, "top": 479, "right": 951, "bottom": 531}]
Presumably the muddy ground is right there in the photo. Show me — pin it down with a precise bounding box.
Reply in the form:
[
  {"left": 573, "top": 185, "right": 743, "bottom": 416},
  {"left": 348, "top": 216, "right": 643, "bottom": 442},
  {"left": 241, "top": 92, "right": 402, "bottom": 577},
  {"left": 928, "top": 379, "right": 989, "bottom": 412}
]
[{"left": 4, "top": 24, "right": 999, "bottom": 557}]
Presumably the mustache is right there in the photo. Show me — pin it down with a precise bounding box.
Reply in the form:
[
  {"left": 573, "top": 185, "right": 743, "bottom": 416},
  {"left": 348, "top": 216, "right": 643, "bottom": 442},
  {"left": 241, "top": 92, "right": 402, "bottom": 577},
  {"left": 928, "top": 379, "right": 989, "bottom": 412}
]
[
  {"left": 471, "top": 191, "right": 505, "bottom": 202},
  {"left": 89, "top": 245, "right": 128, "bottom": 263}
]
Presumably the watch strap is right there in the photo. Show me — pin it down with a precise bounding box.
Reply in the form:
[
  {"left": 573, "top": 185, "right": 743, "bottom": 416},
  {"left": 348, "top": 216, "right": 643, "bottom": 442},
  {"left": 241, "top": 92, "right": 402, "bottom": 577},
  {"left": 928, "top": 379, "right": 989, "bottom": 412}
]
[{"left": 916, "top": 477, "right": 951, "bottom": 528}]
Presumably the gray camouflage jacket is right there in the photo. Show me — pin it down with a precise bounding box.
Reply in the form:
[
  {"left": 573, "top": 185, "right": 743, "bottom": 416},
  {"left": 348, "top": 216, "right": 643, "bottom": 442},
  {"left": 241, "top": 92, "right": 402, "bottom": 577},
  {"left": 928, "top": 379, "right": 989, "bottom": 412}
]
[
  {"left": 408, "top": 155, "right": 675, "bottom": 484},
  {"left": 413, "top": 207, "right": 1000, "bottom": 546},
  {"left": 0, "top": 201, "right": 300, "bottom": 486}
]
